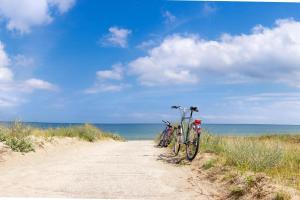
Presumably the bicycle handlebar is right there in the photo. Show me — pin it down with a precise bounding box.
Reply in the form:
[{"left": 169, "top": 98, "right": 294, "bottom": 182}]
[
  {"left": 162, "top": 120, "right": 171, "bottom": 126},
  {"left": 171, "top": 105, "right": 198, "bottom": 112}
]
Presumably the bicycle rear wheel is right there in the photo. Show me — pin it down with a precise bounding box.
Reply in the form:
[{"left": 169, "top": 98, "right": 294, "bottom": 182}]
[
  {"left": 157, "top": 131, "right": 165, "bottom": 147},
  {"left": 186, "top": 126, "right": 200, "bottom": 161}
]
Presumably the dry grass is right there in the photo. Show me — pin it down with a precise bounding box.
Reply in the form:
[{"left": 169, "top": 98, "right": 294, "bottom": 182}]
[{"left": 199, "top": 131, "right": 300, "bottom": 190}]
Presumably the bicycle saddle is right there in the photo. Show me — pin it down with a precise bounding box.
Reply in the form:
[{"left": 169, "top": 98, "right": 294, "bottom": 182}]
[{"left": 190, "top": 106, "right": 199, "bottom": 112}]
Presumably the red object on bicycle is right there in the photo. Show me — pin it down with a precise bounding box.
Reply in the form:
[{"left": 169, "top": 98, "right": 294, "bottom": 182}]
[{"left": 194, "top": 119, "right": 201, "bottom": 125}]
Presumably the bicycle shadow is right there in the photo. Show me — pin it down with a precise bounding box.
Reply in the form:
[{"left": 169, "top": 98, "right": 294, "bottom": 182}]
[
  {"left": 153, "top": 145, "right": 163, "bottom": 148},
  {"left": 157, "top": 152, "right": 190, "bottom": 165}
]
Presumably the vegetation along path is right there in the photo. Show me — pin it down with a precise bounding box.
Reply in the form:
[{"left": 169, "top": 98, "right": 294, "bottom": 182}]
[{"left": 0, "top": 140, "right": 220, "bottom": 199}]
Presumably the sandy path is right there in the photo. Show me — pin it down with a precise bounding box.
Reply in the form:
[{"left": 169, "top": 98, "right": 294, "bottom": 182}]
[{"left": 0, "top": 140, "right": 219, "bottom": 199}]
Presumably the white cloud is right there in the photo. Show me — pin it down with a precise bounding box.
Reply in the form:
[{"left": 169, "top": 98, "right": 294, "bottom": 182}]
[
  {"left": 129, "top": 19, "right": 300, "bottom": 87},
  {"left": 12, "top": 54, "right": 35, "bottom": 68},
  {"left": 202, "top": 3, "right": 217, "bottom": 16},
  {"left": 23, "top": 78, "right": 57, "bottom": 91},
  {"left": 0, "top": 41, "right": 13, "bottom": 82},
  {"left": 0, "top": 40, "right": 57, "bottom": 108},
  {"left": 136, "top": 39, "right": 157, "bottom": 50},
  {"left": 163, "top": 11, "right": 176, "bottom": 24},
  {"left": 0, "top": 78, "right": 58, "bottom": 108},
  {"left": 48, "top": 0, "right": 76, "bottom": 13},
  {"left": 0, "top": 42, "right": 9, "bottom": 66},
  {"left": 101, "top": 27, "right": 132, "bottom": 48},
  {"left": 85, "top": 83, "right": 128, "bottom": 94},
  {"left": 0, "top": 0, "right": 75, "bottom": 33},
  {"left": 0, "top": 93, "right": 22, "bottom": 108},
  {"left": 85, "top": 63, "right": 129, "bottom": 94},
  {"left": 96, "top": 63, "right": 123, "bottom": 80},
  {"left": 0, "top": 78, "right": 57, "bottom": 108},
  {"left": 0, "top": 67, "right": 13, "bottom": 82}
]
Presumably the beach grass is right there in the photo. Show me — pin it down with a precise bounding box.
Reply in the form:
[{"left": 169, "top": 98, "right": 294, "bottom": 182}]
[
  {"left": 0, "top": 121, "right": 35, "bottom": 152},
  {"left": 31, "top": 123, "right": 124, "bottom": 142},
  {"left": 199, "top": 131, "right": 300, "bottom": 190},
  {"left": 0, "top": 121, "right": 124, "bottom": 152}
]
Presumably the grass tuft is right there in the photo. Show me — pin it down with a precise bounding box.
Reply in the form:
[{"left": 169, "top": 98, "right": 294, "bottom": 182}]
[
  {"left": 245, "top": 175, "right": 256, "bottom": 188},
  {"left": 274, "top": 191, "right": 291, "bottom": 200},
  {"left": 5, "top": 137, "right": 35, "bottom": 152},
  {"left": 202, "top": 159, "right": 217, "bottom": 170},
  {"left": 230, "top": 186, "right": 245, "bottom": 198}
]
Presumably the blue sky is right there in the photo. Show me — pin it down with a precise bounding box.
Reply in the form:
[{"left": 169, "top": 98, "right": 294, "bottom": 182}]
[{"left": 1, "top": 0, "right": 300, "bottom": 124}]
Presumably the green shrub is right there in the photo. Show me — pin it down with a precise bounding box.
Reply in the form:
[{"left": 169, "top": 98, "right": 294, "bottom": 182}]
[
  {"left": 79, "top": 129, "right": 96, "bottom": 141},
  {"left": 0, "top": 122, "right": 35, "bottom": 153},
  {"left": 5, "top": 137, "right": 34, "bottom": 152}
]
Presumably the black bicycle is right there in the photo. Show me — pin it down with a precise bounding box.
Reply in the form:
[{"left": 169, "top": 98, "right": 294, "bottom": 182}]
[{"left": 172, "top": 106, "right": 202, "bottom": 161}]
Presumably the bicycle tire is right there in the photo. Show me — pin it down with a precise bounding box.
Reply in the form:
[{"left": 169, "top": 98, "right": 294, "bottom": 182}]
[
  {"left": 164, "top": 129, "right": 173, "bottom": 147},
  {"left": 158, "top": 132, "right": 164, "bottom": 147},
  {"left": 173, "top": 130, "right": 181, "bottom": 155},
  {"left": 186, "top": 127, "right": 200, "bottom": 161},
  {"left": 162, "top": 131, "right": 170, "bottom": 147}
]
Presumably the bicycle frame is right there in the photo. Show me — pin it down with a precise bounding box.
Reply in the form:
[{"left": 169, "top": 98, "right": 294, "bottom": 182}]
[{"left": 175, "top": 107, "right": 195, "bottom": 144}]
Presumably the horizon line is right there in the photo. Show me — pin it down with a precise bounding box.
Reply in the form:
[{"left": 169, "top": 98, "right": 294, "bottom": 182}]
[{"left": 1, "top": 121, "right": 300, "bottom": 126}]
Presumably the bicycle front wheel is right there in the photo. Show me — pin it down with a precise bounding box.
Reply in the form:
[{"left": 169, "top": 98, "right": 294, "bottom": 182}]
[
  {"left": 186, "top": 126, "right": 200, "bottom": 161},
  {"left": 173, "top": 129, "right": 181, "bottom": 155}
]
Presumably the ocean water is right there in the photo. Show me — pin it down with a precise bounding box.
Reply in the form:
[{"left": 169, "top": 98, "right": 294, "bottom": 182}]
[{"left": 1, "top": 122, "right": 300, "bottom": 140}]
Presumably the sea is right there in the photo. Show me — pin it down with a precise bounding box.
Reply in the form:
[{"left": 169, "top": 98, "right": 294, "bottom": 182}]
[{"left": 1, "top": 122, "right": 300, "bottom": 140}]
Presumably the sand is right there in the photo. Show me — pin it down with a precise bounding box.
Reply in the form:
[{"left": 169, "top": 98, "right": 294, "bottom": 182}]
[{"left": 0, "top": 140, "right": 219, "bottom": 199}]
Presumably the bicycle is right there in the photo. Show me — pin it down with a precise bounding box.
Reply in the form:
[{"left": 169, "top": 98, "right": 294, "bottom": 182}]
[
  {"left": 158, "top": 120, "right": 176, "bottom": 147},
  {"left": 171, "top": 106, "right": 202, "bottom": 161}
]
